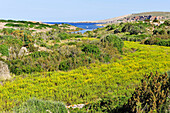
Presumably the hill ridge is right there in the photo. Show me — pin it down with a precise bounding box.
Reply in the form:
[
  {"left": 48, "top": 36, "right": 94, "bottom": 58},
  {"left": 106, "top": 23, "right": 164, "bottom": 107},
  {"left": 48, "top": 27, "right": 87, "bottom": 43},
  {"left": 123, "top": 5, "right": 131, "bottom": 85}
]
[{"left": 75, "top": 11, "right": 170, "bottom": 23}]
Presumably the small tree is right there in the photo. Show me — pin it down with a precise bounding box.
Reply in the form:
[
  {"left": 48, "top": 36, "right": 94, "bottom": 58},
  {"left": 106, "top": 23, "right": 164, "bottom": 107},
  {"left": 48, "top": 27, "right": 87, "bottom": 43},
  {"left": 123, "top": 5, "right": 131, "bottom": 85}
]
[
  {"left": 100, "top": 34, "right": 124, "bottom": 54},
  {"left": 129, "top": 26, "right": 141, "bottom": 35}
]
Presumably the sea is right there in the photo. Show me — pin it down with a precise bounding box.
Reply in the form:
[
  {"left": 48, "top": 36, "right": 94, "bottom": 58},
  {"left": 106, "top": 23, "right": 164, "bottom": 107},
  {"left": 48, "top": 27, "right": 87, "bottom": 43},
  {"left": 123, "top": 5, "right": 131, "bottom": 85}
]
[{"left": 43, "top": 22, "right": 104, "bottom": 33}]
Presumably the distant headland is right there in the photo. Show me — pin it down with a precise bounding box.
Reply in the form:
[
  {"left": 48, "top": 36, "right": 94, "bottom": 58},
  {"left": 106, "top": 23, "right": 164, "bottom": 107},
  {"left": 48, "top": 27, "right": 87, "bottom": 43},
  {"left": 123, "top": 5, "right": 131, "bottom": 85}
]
[{"left": 74, "top": 11, "right": 170, "bottom": 23}]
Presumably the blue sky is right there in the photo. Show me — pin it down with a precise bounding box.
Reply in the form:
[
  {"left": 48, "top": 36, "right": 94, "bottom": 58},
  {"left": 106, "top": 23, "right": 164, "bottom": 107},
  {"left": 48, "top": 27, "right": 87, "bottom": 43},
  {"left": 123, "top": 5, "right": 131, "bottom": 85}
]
[{"left": 0, "top": 0, "right": 169, "bottom": 22}]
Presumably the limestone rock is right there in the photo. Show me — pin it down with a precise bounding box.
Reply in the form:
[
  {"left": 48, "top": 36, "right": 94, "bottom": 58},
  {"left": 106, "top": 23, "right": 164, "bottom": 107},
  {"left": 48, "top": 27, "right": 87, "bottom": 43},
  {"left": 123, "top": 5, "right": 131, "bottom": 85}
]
[
  {"left": 66, "top": 103, "right": 87, "bottom": 109},
  {"left": 1, "top": 56, "right": 7, "bottom": 60},
  {"left": 0, "top": 61, "right": 11, "bottom": 80},
  {"left": 18, "top": 47, "right": 28, "bottom": 57}
]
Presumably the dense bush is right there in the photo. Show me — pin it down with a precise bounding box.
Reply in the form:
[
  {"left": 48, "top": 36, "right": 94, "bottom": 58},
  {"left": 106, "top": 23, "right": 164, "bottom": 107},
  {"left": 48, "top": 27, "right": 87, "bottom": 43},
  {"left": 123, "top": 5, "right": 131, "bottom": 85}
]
[
  {"left": 100, "top": 34, "right": 124, "bottom": 54},
  {"left": 67, "top": 42, "right": 77, "bottom": 45},
  {"left": 121, "top": 23, "right": 144, "bottom": 35},
  {"left": 59, "top": 60, "right": 70, "bottom": 71},
  {"left": 5, "top": 23, "right": 27, "bottom": 28},
  {"left": 29, "top": 51, "right": 50, "bottom": 58},
  {"left": 153, "top": 29, "right": 166, "bottom": 35},
  {"left": 122, "top": 34, "right": 150, "bottom": 42},
  {"left": 114, "top": 29, "right": 121, "bottom": 34},
  {"left": 0, "top": 44, "right": 9, "bottom": 56},
  {"left": 81, "top": 44, "right": 100, "bottom": 55},
  {"left": 157, "top": 40, "right": 170, "bottom": 46},
  {"left": 86, "top": 31, "right": 93, "bottom": 37},
  {"left": 167, "top": 30, "right": 170, "bottom": 35},
  {"left": 144, "top": 38, "right": 170, "bottom": 46},
  {"left": 0, "top": 35, "right": 13, "bottom": 40},
  {"left": 9, "top": 44, "right": 105, "bottom": 74},
  {"left": 83, "top": 96, "right": 127, "bottom": 113},
  {"left": 107, "top": 24, "right": 116, "bottom": 31},
  {"left": 121, "top": 23, "right": 132, "bottom": 32},
  {"left": 27, "top": 43, "right": 38, "bottom": 52},
  {"left": 13, "top": 98, "right": 68, "bottom": 113},
  {"left": 121, "top": 72, "right": 169, "bottom": 113},
  {"left": 58, "top": 33, "right": 70, "bottom": 40},
  {"left": 1, "top": 28, "right": 15, "bottom": 35},
  {"left": 164, "top": 20, "right": 170, "bottom": 26},
  {"left": 129, "top": 26, "right": 141, "bottom": 35}
]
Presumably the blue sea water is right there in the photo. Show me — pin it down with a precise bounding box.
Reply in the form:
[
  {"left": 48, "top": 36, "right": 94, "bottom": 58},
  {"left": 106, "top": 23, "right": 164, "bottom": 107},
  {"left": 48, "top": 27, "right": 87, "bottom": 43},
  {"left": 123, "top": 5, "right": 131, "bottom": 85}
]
[{"left": 43, "top": 22, "right": 104, "bottom": 33}]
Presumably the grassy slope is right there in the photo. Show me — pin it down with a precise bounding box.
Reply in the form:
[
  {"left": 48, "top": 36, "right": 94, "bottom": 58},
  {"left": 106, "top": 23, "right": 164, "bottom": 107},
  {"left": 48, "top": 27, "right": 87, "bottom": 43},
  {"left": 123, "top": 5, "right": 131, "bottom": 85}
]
[{"left": 0, "top": 41, "right": 169, "bottom": 111}]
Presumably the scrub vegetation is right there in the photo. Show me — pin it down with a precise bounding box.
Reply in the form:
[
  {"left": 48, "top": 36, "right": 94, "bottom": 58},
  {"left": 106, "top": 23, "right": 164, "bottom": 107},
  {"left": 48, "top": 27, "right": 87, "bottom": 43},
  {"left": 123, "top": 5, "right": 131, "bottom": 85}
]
[{"left": 0, "top": 18, "right": 169, "bottom": 112}]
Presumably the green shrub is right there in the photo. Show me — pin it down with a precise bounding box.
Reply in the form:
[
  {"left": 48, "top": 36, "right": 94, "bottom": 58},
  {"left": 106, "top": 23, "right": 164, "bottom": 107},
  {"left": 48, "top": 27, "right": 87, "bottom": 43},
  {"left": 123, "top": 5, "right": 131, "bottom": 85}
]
[
  {"left": 97, "top": 34, "right": 102, "bottom": 39},
  {"left": 153, "top": 29, "right": 159, "bottom": 35},
  {"left": 159, "top": 29, "right": 166, "bottom": 35},
  {"left": 5, "top": 23, "right": 27, "bottom": 28},
  {"left": 164, "top": 20, "right": 170, "bottom": 26},
  {"left": 103, "top": 54, "right": 110, "bottom": 63},
  {"left": 29, "top": 51, "right": 50, "bottom": 58},
  {"left": 167, "top": 30, "right": 170, "bottom": 35},
  {"left": 81, "top": 44, "right": 100, "bottom": 55},
  {"left": 122, "top": 72, "right": 169, "bottom": 113},
  {"left": 67, "top": 42, "right": 77, "bottom": 45},
  {"left": 153, "top": 29, "right": 166, "bottom": 35},
  {"left": 1, "top": 28, "right": 15, "bottom": 35},
  {"left": 100, "top": 34, "right": 124, "bottom": 54},
  {"left": 54, "top": 44, "right": 60, "bottom": 48},
  {"left": 59, "top": 60, "right": 70, "bottom": 71},
  {"left": 58, "top": 33, "right": 70, "bottom": 40},
  {"left": 87, "top": 96, "right": 127, "bottom": 113},
  {"left": 121, "top": 23, "right": 132, "bottom": 32},
  {"left": 0, "top": 44, "right": 9, "bottom": 56},
  {"left": 13, "top": 98, "right": 68, "bottom": 113},
  {"left": 121, "top": 23, "right": 145, "bottom": 35},
  {"left": 129, "top": 26, "right": 141, "bottom": 35},
  {"left": 144, "top": 38, "right": 170, "bottom": 47},
  {"left": 0, "top": 35, "right": 13, "bottom": 40},
  {"left": 29, "top": 24, "right": 34, "bottom": 28},
  {"left": 28, "top": 44, "right": 38, "bottom": 52},
  {"left": 5, "top": 38, "right": 23, "bottom": 47},
  {"left": 114, "top": 29, "right": 121, "bottom": 34},
  {"left": 107, "top": 24, "right": 116, "bottom": 31},
  {"left": 74, "top": 35, "right": 83, "bottom": 38},
  {"left": 158, "top": 40, "right": 170, "bottom": 46},
  {"left": 86, "top": 31, "right": 93, "bottom": 37}
]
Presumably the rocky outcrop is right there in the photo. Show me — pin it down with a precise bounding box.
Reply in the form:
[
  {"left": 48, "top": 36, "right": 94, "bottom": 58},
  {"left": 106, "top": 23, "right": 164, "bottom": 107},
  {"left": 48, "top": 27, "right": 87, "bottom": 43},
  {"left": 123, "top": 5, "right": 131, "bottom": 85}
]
[
  {"left": 0, "top": 61, "right": 11, "bottom": 80},
  {"left": 117, "top": 15, "right": 166, "bottom": 23},
  {"left": 18, "top": 47, "right": 29, "bottom": 58},
  {"left": 66, "top": 103, "right": 88, "bottom": 109}
]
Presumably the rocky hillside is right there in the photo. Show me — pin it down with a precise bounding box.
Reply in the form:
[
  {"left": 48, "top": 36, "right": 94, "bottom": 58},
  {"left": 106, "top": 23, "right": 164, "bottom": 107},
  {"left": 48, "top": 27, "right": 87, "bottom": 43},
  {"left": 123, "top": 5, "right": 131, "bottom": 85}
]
[{"left": 77, "top": 11, "right": 170, "bottom": 23}]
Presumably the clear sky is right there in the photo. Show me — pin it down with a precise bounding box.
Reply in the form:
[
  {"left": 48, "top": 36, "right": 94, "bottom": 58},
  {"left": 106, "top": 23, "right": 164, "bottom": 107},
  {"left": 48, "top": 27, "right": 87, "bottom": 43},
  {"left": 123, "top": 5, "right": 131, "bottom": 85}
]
[{"left": 0, "top": 0, "right": 169, "bottom": 22}]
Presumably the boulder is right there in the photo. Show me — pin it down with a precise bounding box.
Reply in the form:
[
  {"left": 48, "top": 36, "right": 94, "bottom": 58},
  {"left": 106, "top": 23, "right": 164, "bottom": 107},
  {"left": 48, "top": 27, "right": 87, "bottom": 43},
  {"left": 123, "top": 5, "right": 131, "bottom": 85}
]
[
  {"left": 0, "top": 61, "right": 11, "bottom": 80},
  {"left": 1, "top": 56, "right": 7, "bottom": 60},
  {"left": 18, "top": 47, "right": 28, "bottom": 57}
]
